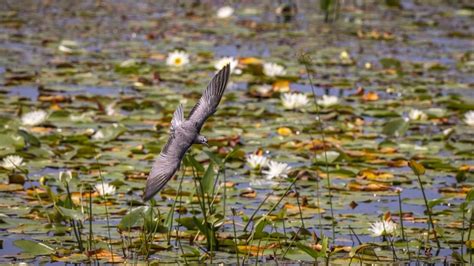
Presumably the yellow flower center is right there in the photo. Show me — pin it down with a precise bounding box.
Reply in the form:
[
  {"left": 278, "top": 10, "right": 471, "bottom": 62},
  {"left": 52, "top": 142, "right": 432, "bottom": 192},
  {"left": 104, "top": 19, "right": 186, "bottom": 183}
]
[{"left": 174, "top": 58, "right": 182, "bottom": 65}]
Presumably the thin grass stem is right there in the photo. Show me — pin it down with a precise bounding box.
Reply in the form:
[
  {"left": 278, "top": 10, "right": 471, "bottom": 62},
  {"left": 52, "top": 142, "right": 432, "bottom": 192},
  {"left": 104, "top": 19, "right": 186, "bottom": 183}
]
[
  {"left": 97, "top": 164, "right": 114, "bottom": 262},
  {"left": 243, "top": 193, "right": 271, "bottom": 232},
  {"left": 300, "top": 54, "right": 335, "bottom": 244},
  {"left": 415, "top": 174, "right": 441, "bottom": 249}
]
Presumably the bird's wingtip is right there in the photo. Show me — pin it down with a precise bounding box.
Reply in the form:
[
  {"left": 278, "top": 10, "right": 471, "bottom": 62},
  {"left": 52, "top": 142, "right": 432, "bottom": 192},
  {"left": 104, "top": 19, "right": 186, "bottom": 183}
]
[
  {"left": 142, "top": 190, "right": 152, "bottom": 202},
  {"left": 142, "top": 185, "right": 157, "bottom": 202},
  {"left": 220, "top": 62, "right": 231, "bottom": 74}
]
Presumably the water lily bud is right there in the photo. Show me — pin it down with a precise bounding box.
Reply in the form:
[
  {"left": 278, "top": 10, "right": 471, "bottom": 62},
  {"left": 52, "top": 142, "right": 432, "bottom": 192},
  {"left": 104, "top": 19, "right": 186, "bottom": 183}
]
[
  {"left": 39, "top": 176, "right": 47, "bottom": 186},
  {"left": 408, "top": 160, "right": 425, "bottom": 176},
  {"left": 59, "top": 170, "right": 73, "bottom": 184}
]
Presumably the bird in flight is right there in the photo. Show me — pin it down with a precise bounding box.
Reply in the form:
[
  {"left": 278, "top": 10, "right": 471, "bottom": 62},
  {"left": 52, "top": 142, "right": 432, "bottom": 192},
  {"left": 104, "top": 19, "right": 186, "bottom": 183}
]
[{"left": 143, "top": 64, "right": 230, "bottom": 201}]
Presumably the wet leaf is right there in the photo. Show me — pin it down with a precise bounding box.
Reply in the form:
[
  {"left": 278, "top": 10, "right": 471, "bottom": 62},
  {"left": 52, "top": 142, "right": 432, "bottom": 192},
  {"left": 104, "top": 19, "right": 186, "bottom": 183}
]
[{"left": 0, "top": 183, "right": 23, "bottom": 192}]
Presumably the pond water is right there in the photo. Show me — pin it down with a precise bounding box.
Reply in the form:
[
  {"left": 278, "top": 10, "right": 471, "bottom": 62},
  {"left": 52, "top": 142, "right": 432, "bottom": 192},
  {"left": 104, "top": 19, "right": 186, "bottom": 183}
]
[{"left": 0, "top": 0, "right": 473, "bottom": 264}]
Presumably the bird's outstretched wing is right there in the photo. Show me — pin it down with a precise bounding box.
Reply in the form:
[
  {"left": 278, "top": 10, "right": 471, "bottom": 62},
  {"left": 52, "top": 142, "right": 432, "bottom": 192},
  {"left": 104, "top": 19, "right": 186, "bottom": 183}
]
[
  {"left": 143, "top": 104, "right": 185, "bottom": 201},
  {"left": 187, "top": 64, "right": 230, "bottom": 132},
  {"left": 170, "top": 104, "right": 184, "bottom": 134}
]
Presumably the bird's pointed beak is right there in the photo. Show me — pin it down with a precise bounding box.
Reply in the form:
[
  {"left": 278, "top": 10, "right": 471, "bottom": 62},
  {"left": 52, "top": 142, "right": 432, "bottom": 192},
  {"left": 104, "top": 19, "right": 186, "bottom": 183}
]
[{"left": 204, "top": 142, "right": 209, "bottom": 147}]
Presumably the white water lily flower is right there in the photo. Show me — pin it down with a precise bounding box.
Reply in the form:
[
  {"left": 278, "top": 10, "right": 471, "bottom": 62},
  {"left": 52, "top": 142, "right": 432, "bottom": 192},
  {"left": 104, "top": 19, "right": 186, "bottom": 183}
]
[
  {"left": 21, "top": 110, "right": 48, "bottom": 126},
  {"left": 166, "top": 50, "right": 190, "bottom": 67},
  {"left": 217, "top": 6, "right": 234, "bottom": 18},
  {"left": 92, "top": 130, "right": 105, "bottom": 140},
  {"left": 58, "top": 170, "right": 73, "bottom": 184},
  {"left": 120, "top": 59, "right": 139, "bottom": 68},
  {"left": 58, "top": 40, "right": 80, "bottom": 54},
  {"left": 316, "top": 95, "right": 339, "bottom": 107},
  {"left": 408, "top": 109, "right": 427, "bottom": 121},
  {"left": 464, "top": 111, "right": 474, "bottom": 126},
  {"left": 95, "top": 183, "right": 116, "bottom": 196},
  {"left": 215, "top": 57, "right": 240, "bottom": 74},
  {"left": 246, "top": 154, "right": 268, "bottom": 170},
  {"left": 339, "top": 50, "right": 351, "bottom": 61},
  {"left": 442, "top": 128, "right": 454, "bottom": 136},
  {"left": 255, "top": 85, "right": 272, "bottom": 95},
  {"left": 369, "top": 220, "right": 397, "bottom": 237},
  {"left": 1, "top": 155, "right": 25, "bottom": 170},
  {"left": 105, "top": 103, "right": 117, "bottom": 116},
  {"left": 263, "top": 62, "right": 286, "bottom": 77},
  {"left": 262, "top": 161, "right": 291, "bottom": 180},
  {"left": 281, "top": 93, "right": 309, "bottom": 110}
]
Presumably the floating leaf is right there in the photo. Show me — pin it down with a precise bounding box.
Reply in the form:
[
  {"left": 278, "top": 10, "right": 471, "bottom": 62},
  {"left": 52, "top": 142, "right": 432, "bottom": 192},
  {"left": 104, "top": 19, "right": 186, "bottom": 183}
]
[
  {"left": 86, "top": 248, "right": 124, "bottom": 263},
  {"left": 92, "top": 123, "right": 127, "bottom": 142},
  {"left": 382, "top": 118, "right": 408, "bottom": 137},
  {"left": 380, "top": 58, "right": 402, "bottom": 69},
  {"left": 14, "top": 239, "right": 55, "bottom": 256},
  {"left": 362, "top": 91, "right": 379, "bottom": 101},
  {"left": 277, "top": 127, "right": 293, "bottom": 136},
  {"left": 0, "top": 183, "right": 23, "bottom": 192},
  {"left": 57, "top": 206, "right": 84, "bottom": 221}
]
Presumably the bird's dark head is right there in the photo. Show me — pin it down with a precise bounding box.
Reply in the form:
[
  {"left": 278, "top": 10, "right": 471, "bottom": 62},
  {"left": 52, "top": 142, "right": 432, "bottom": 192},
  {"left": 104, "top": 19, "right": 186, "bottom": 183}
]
[{"left": 196, "top": 135, "right": 208, "bottom": 146}]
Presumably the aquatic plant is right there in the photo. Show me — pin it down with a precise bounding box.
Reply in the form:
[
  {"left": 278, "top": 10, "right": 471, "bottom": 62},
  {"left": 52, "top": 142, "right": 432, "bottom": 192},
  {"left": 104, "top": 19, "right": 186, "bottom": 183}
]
[{"left": 166, "top": 50, "right": 190, "bottom": 68}]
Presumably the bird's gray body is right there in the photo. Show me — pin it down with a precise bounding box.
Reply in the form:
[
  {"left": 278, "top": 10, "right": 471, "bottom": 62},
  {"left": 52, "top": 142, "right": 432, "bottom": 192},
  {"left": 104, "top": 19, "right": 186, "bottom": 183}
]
[{"left": 143, "top": 64, "right": 230, "bottom": 201}]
